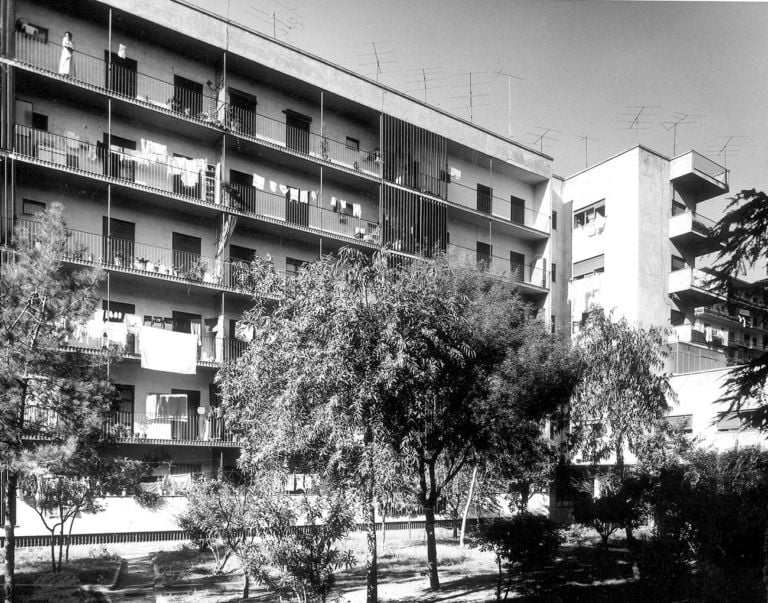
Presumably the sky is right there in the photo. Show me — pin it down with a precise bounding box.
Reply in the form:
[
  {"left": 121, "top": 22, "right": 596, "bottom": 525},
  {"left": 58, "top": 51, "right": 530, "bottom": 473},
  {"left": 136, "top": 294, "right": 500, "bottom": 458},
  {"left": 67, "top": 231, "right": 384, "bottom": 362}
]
[{"left": 192, "top": 0, "right": 768, "bottom": 220}]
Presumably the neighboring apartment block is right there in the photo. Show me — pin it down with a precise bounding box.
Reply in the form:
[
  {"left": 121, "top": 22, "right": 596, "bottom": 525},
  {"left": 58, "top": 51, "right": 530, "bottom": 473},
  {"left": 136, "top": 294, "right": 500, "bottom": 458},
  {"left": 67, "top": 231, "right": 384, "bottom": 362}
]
[{"left": 0, "top": 0, "right": 566, "bottom": 517}]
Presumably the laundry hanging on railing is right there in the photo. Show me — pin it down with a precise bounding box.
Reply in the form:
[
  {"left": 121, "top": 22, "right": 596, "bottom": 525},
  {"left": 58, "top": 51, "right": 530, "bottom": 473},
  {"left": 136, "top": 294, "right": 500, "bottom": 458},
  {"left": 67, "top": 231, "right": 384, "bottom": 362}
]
[
  {"left": 140, "top": 139, "right": 168, "bottom": 162},
  {"left": 139, "top": 325, "right": 197, "bottom": 374},
  {"left": 145, "top": 393, "right": 188, "bottom": 421},
  {"left": 269, "top": 180, "right": 278, "bottom": 193},
  {"left": 352, "top": 203, "right": 362, "bottom": 218},
  {"left": 117, "top": 44, "right": 127, "bottom": 59},
  {"left": 252, "top": 173, "right": 265, "bottom": 190}
]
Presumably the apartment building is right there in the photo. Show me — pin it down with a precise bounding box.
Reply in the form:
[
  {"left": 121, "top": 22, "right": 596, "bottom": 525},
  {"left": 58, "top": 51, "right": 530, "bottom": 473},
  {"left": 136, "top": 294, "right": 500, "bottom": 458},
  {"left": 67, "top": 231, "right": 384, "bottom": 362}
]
[{"left": 0, "top": 0, "right": 566, "bottom": 527}]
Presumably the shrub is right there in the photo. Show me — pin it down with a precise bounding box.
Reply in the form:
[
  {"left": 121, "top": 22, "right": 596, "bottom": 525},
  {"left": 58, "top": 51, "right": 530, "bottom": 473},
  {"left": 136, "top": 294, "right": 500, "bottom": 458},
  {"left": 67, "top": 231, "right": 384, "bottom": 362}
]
[{"left": 472, "top": 513, "right": 563, "bottom": 601}]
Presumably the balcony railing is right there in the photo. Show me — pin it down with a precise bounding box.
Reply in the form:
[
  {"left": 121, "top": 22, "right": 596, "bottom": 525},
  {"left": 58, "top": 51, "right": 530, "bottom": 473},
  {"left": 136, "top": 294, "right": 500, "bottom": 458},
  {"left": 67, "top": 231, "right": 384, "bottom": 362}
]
[
  {"left": 227, "top": 183, "right": 381, "bottom": 244},
  {"left": 446, "top": 181, "right": 551, "bottom": 234},
  {"left": 104, "top": 410, "right": 236, "bottom": 444},
  {"left": 446, "top": 243, "right": 549, "bottom": 290},
  {"left": 12, "top": 32, "right": 382, "bottom": 178},
  {"left": 14, "top": 218, "right": 283, "bottom": 296},
  {"left": 13, "top": 125, "right": 217, "bottom": 205}
]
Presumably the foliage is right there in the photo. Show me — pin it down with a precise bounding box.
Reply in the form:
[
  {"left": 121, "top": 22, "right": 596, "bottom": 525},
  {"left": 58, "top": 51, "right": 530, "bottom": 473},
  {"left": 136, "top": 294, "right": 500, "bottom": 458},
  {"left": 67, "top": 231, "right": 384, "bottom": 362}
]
[
  {"left": 249, "top": 492, "right": 357, "bottom": 603},
  {"left": 569, "top": 307, "right": 675, "bottom": 470},
  {"left": 471, "top": 514, "right": 563, "bottom": 601},
  {"left": 1, "top": 203, "right": 120, "bottom": 601},
  {"left": 710, "top": 189, "right": 768, "bottom": 428},
  {"left": 232, "top": 253, "right": 283, "bottom": 297}
]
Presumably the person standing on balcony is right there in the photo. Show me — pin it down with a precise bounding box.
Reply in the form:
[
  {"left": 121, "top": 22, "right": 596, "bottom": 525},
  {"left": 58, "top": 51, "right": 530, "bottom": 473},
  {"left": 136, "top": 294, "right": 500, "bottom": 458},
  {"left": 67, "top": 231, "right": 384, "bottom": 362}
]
[{"left": 58, "top": 31, "right": 75, "bottom": 76}]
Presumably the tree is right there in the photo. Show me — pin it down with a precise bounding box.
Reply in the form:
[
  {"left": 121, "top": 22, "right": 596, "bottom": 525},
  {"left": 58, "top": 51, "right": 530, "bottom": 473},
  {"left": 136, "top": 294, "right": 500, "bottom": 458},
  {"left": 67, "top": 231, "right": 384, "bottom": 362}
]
[
  {"left": 711, "top": 189, "right": 768, "bottom": 427},
  {"left": 569, "top": 308, "right": 674, "bottom": 541},
  {"left": 0, "top": 204, "right": 115, "bottom": 602}
]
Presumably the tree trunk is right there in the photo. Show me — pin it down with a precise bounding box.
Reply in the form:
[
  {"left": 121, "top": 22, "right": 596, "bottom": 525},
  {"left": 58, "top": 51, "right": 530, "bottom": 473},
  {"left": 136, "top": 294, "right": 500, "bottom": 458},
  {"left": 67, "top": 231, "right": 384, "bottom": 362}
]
[
  {"left": 615, "top": 439, "right": 633, "bottom": 544},
  {"left": 242, "top": 573, "right": 249, "bottom": 600},
  {"left": 365, "top": 429, "right": 377, "bottom": 603},
  {"left": 57, "top": 519, "right": 65, "bottom": 571},
  {"left": 66, "top": 512, "right": 77, "bottom": 563},
  {"left": 3, "top": 471, "right": 17, "bottom": 603},
  {"left": 459, "top": 466, "right": 477, "bottom": 548},
  {"left": 381, "top": 503, "right": 387, "bottom": 544},
  {"left": 425, "top": 505, "right": 440, "bottom": 590}
]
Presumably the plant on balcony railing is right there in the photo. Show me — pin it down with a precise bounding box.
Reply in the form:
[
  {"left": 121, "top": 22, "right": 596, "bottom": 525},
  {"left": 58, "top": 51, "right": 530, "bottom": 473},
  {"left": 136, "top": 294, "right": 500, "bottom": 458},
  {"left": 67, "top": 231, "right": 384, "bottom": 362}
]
[
  {"left": 222, "top": 181, "right": 244, "bottom": 211},
  {"left": 183, "top": 259, "right": 208, "bottom": 282}
]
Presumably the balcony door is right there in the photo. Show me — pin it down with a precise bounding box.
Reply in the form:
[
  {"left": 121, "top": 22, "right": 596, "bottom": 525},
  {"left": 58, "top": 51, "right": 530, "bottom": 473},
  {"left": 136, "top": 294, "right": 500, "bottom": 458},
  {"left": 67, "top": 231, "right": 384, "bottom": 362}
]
[
  {"left": 102, "top": 217, "right": 135, "bottom": 267},
  {"left": 173, "top": 75, "right": 203, "bottom": 117},
  {"left": 476, "top": 241, "right": 492, "bottom": 268},
  {"left": 113, "top": 385, "right": 134, "bottom": 436},
  {"left": 510, "top": 251, "right": 525, "bottom": 281},
  {"left": 510, "top": 196, "right": 525, "bottom": 225},
  {"left": 477, "top": 184, "right": 492, "bottom": 215},
  {"left": 172, "top": 232, "right": 201, "bottom": 276},
  {"left": 170, "top": 388, "right": 200, "bottom": 441},
  {"left": 228, "top": 169, "right": 253, "bottom": 211},
  {"left": 102, "top": 133, "right": 136, "bottom": 181},
  {"left": 285, "top": 110, "right": 311, "bottom": 154},
  {"left": 105, "top": 51, "right": 137, "bottom": 97},
  {"left": 285, "top": 186, "right": 309, "bottom": 227},
  {"left": 230, "top": 89, "right": 257, "bottom": 136}
]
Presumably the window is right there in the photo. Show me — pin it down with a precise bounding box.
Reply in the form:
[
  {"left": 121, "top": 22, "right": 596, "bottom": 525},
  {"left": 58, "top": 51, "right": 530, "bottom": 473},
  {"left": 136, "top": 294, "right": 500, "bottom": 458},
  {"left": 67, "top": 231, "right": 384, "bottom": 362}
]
[
  {"left": 286, "top": 257, "right": 305, "bottom": 278},
  {"left": 229, "top": 244, "right": 256, "bottom": 263},
  {"left": 574, "top": 200, "right": 606, "bottom": 229},
  {"left": 173, "top": 75, "right": 203, "bottom": 117},
  {"left": 666, "top": 414, "right": 693, "bottom": 434},
  {"left": 345, "top": 137, "right": 360, "bottom": 151},
  {"left": 477, "top": 184, "right": 492, "bottom": 215},
  {"left": 439, "top": 169, "right": 451, "bottom": 184},
  {"left": 672, "top": 200, "right": 686, "bottom": 216},
  {"left": 510, "top": 251, "right": 525, "bottom": 281},
  {"left": 671, "top": 255, "right": 686, "bottom": 272},
  {"left": 573, "top": 254, "right": 605, "bottom": 278},
  {"left": 229, "top": 89, "right": 257, "bottom": 135},
  {"left": 476, "top": 242, "right": 492, "bottom": 267},
  {"left": 172, "top": 232, "right": 202, "bottom": 274},
  {"left": 105, "top": 52, "right": 137, "bottom": 97},
  {"left": 716, "top": 412, "right": 743, "bottom": 432},
  {"left": 31, "top": 112, "right": 48, "bottom": 131},
  {"left": 550, "top": 315, "right": 556, "bottom": 334},
  {"left": 552, "top": 210, "right": 557, "bottom": 230},
  {"left": 22, "top": 199, "right": 45, "bottom": 215},
  {"left": 16, "top": 19, "right": 48, "bottom": 43},
  {"left": 284, "top": 110, "right": 311, "bottom": 154},
  {"left": 510, "top": 196, "right": 525, "bottom": 225},
  {"left": 552, "top": 263, "right": 557, "bottom": 283},
  {"left": 670, "top": 309, "right": 685, "bottom": 326},
  {"left": 112, "top": 385, "right": 134, "bottom": 435},
  {"left": 102, "top": 300, "right": 136, "bottom": 322}
]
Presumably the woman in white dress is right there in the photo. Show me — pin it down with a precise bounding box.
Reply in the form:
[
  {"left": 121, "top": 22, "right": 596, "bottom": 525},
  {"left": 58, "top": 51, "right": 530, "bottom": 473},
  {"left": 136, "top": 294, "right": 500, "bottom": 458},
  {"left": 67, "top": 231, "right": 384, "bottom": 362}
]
[{"left": 58, "top": 31, "right": 74, "bottom": 76}]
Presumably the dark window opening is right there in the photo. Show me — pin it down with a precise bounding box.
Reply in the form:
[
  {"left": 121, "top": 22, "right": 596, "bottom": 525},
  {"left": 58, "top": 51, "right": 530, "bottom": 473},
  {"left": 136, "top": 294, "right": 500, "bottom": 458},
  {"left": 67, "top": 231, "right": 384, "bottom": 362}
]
[
  {"left": 22, "top": 199, "right": 46, "bottom": 215},
  {"left": 285, "top": 186, "right": 309, "bottom": 226},
  {"left": 105, "top": 52, "right": 137, "bottom": 97},
  {"left": 102, "top": 216, "right": 135, "bottom": 266},
  {"left": 172, "top": 232, "right": 202, "bottom": 274},
  {"left": 102, "top": 133, "right": 136, "bottom": 181},
  {"left": 173, "top": 75, "right": 203, "bottom": 117},
  {"left": 552, "top": 263, "right": 557, "bottom": 283},
  {"left": 552, "top": 210, "right": 558, "bottom": 230},
  {"left": 285, "top": 110, "right": 311, "bottom": 154},
  {"left": 477, "top": 184, "right": 492, "bottom": 215},
  {"left": 31, "top": 112, "right": 48, "bottom": 131},
  {"left": 476, "top": 242, "right": 492, "bottom": 267},
  {"left": 229, "top": 89, "right": 257, "bottom": 135},
  {"left": 510, "top": 251, "right": 525, "bottom": 282},
  {"left": 671, "top": 255, "right": 686, "bottom": 272},
  {"left": 510, "top": 196, "right": 525, "bottom": 225},
  {"left": 345, "top": 137, "right": 360, "bottom": 151}
]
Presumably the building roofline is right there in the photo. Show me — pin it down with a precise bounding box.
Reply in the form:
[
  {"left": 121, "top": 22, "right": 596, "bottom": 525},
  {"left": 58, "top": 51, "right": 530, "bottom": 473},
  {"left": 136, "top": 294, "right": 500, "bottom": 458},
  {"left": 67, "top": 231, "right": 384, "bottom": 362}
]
[
  {"left": 564, "top": 144, "right": 669, "bottom": 180},
  {"left": 165, "top": 0, "right": 551, "bottom": 162}
]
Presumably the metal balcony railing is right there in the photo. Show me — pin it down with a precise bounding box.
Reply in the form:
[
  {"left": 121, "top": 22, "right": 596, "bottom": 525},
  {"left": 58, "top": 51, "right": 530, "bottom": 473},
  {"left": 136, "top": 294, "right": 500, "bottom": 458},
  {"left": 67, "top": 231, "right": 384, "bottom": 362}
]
[
  {"left": 13, "top": 125, "right": 217, "bottom": 205},
  {"left": 446, "top": 181, "right": 551, "bottom": 234},
  {"left": 445, "top": 243, "right": 549, "bottom": 290},
  {"left": 13, "top": 32, "right": 382, "bottom": 178},
  {"left": 105, "top": 410, "right": 236, "bottom": 444},
  {"left": 14, "top": 218, "right": 283, "bottom": 296},
  {"left": 691, "top": 151, "right": 729, "bottom": 186},
  {"left": 226, "top": 182, "right": 381, "bottom": 244}
]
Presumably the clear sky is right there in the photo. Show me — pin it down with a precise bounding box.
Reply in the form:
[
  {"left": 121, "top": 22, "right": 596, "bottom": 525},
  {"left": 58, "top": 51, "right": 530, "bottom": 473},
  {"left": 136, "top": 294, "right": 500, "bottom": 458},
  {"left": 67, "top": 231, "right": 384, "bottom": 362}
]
[{"left": 194, "top": 0, "right": 768, "bottom": 219}]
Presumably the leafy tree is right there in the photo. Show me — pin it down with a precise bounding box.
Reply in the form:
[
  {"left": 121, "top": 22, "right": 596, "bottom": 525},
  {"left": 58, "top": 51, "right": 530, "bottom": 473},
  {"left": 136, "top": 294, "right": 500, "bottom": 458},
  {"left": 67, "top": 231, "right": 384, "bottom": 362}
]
[{"left": 0, "top": 204, "right": 116, "bottom": 602}]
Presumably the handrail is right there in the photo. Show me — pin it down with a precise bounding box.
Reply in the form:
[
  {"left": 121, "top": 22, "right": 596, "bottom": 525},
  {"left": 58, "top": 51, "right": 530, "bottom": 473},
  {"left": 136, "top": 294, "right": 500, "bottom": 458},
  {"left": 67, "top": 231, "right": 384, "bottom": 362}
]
[{"left": 445, "top": 242, "right": 549, "bottom": 289}]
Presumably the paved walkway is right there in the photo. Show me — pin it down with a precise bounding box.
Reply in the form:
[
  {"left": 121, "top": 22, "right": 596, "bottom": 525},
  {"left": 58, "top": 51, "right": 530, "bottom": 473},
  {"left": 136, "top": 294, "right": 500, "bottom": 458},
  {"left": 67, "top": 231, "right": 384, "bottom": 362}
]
[{"left": 110, "top": 555, "right": 156, "bottom": 601}]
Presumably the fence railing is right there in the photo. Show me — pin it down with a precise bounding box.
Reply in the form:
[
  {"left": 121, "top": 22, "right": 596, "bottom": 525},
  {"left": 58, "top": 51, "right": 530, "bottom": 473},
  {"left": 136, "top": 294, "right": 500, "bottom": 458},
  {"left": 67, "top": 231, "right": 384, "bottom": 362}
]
[
  {"left": 0, "top": 519, "right": 458, "bottom": 549},
  {"left": 446, "top": 243, "right": 549, "bottom": 289},
  {"left": 14, "top": 125, "right": 217, "bottom": 205},
  {"left": 227, "top": 183, "right": 381, "bottom": 243},
  {"left": 691, "top": 151, "right": 729, "bottom": 186}
]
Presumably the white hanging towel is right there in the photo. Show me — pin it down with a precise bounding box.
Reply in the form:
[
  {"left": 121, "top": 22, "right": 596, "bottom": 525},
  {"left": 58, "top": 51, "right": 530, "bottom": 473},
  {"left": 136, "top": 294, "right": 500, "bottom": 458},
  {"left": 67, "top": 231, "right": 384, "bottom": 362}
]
[
  {"left": 289, "top": 187, "right": 299, "bottom": 202},
  {"left": 269, "top": 180, "right": 278, "bottom": 194},
  {"left": 139, "top": 325, "right": 197, "bottom": 374},
  {"left": 118, "top": 44, "right": 127, "bottom": 59},
  {"left": 310, "top": 191, "right": 318, "bottom": 203},
  {"left": 279, "top": 184, "right": 289, "bottom": 195},
  {"left": 299, "top": 190, "right": 308, "bottom": 204},
  {"left": 352, "top": 203, "right": 362, "bottom": 218},
  {"left": 253, "top": 174, "right": 265, "bottom": 190},
  {"left": 340, "top": 199, "right": 347, "bottom": 210},
  {"left": 330, "top": 196, "right": 337, "bottom": 209},
  {"left": 449, "top": 166, "right": 461, "bottom": 180}
]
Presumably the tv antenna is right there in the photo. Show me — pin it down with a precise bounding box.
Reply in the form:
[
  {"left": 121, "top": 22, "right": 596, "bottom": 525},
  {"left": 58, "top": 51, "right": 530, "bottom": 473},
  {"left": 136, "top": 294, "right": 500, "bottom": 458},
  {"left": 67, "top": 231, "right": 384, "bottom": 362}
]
[
  {"left": 705, "top": 135, "right": 748, "bottom": 171},
  {"left": 355, "top": 41, "right": 398, "bottom": 81},
  {"left": 404, "top": 66, "right": 447, "bottom": 103},
  {"left": 494, "top": 70, "right": 524, "bottom": 138},
  {"left": 527, "top": 126, "right": 561, "bottom": 154},
  {"left": 449, "top": 71, "right": 491, "bottom": 123},
  {"left": 616, "top": 105, "right": 661, "bottom": 137},
  {"left": 661, "top": 112, "right": 703, "bottom": 156},
  {"left": 579, "top": 134, "right": 598, "bottom": 168},
  {"left": 247, "top": 2, "right": 303, "bottom": 40}
]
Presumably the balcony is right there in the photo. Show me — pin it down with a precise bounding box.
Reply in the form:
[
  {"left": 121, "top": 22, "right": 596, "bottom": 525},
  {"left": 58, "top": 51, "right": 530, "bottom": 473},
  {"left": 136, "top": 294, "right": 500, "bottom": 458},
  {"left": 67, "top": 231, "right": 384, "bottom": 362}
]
[
  {"left": 13, "top": 125, "right": 219, "bottom": 211},
  {"left": 226, "top": 183, "right": 381, "bottom": 247},
  {"left": 446, "top": 243, "right": 549, "bottom": 296},
  {"left": 445, "top": 181, "right": 550, "bottom": 240},
  {"left": 14, "top": 218, "right": 283, "bottom": 298},
  {"left": 669, "top": 324, "right": 727, "bottom": 347},
  {"left": 670, "top": 151, "right": 729, "bottom": 202},
  {"left": 22, "top": 406, "right": 238, "bottom": 447},
  {"left": 669, "top": 210, "right": 722, "bottom": 255},
  {"left": 668, "top": 268, "right": 724, "bottom": 306},
  {"left": 10, "top": 32, "right": 381, "bottom": 180}
]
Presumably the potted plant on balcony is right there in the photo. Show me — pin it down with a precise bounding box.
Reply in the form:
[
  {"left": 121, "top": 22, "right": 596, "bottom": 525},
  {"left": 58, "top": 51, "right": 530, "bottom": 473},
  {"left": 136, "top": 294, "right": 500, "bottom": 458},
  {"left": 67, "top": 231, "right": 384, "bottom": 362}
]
[
  {"left": 135, "top": 257, "right": 150, "bottom": 271},
  {"left": 184, "top": 259, "right": 207, "bottom": 282},
  {"left": 113, "top": 252, "right": 124, "bottom": 268},
  {"left": 222, "top": 181, "right": 244, "bottom": 211}
]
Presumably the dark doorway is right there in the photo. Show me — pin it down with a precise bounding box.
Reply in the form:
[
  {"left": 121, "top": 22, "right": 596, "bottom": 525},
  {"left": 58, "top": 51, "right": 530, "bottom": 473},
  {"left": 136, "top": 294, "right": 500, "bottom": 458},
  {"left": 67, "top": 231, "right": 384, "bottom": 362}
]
[
  {"left": 173, "top": 75, "right": 203, "bottom": 117},
  {"left": 102, "top": 217, "right": 135, "bottom": 267},
  {"left": 172, "top": 232, "right": 202, "bottom": 275},
  {"left": 285, "top": 110, "right": 311, "bottom": 154},
  {"left": 229, "top": 90, "right": 257, "bottom": 136},
  {"left": 510, "top": 251, "right": 526, "bottom": 281},
  {"left": 510, "top": 196, "right": 525, "bottom": 225},
  {"left": 477, "top": 184, "right": 492, "bottom": 215},
  {"left": 105, "top": 51, "right": 137, "bottom": 97}
]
